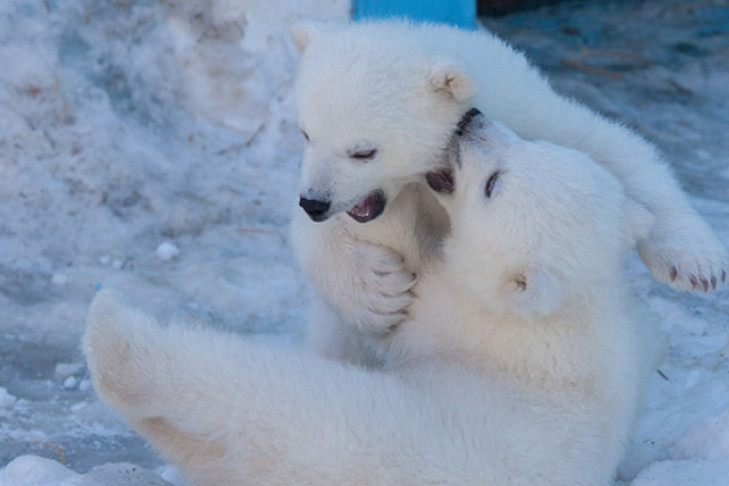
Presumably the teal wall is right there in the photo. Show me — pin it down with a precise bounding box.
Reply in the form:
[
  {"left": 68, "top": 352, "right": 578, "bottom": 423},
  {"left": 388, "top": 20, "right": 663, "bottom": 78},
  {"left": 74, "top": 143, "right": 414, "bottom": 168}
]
[{"left": 352, "top": 0, "right": 476, "bottom": 29}]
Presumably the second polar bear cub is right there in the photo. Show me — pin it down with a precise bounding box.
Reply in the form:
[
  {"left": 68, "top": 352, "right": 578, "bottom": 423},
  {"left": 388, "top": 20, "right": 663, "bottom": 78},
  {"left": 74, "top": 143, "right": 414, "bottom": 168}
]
[
  {"left": 385, "top": 109, "right": 664, "bottom": 483},
  {"left": 84, "top": 111, "right": 662, "bottom": 486}
]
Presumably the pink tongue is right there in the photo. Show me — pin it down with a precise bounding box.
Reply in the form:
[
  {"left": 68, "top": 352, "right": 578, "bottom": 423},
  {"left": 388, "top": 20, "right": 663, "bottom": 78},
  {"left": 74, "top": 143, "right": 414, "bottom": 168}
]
[{"left": 348, "top": 194, "right": 375, "bottom": 219}]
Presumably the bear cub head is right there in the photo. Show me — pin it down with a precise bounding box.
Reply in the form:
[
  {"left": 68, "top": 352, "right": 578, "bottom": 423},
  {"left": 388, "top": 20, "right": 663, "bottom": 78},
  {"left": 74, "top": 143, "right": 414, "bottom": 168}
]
[
  {"left": 292, "top": 21, "right": 473, "bottom": 223},
  {"left": 430, "top": 109, "right": 654, "bottom": 320}
]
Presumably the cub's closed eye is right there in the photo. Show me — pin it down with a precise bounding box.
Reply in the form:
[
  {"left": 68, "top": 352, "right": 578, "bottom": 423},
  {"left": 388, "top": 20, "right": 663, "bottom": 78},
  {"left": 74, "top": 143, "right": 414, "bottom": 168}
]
[
  {"left": 350, "top": 148, "right": 378, "bottom": 160},
  {"left": 485, "top": 170, "right": 500, "bottom": 198},
  {"left": 301, "top": 130, "right": 310, "bottom": 141}
]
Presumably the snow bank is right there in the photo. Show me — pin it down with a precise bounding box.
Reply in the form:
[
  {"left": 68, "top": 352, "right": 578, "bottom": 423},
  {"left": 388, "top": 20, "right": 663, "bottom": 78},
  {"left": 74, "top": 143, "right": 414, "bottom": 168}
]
[
  {"left": 0, "top": 0, "right": 343, "bottom": 472},
  {"left": 0, "top": 455, "right": 180, "bottom": 486}
]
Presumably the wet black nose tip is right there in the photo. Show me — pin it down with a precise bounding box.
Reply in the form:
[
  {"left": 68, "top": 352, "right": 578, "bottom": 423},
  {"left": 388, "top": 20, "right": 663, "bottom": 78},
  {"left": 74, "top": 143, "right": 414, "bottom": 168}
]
[{"left": 299, "top": 197, "right": 331, "bottom": 221}]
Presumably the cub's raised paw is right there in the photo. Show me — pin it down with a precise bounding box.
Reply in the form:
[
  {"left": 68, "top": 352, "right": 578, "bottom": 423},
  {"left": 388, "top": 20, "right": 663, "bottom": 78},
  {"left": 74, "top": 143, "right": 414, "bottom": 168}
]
[
  {"left": 638, "top": 225, "right": 728, "bottom": 292},
  {"left": 350, "top": 242, "right": 417, "bottom": 335}
]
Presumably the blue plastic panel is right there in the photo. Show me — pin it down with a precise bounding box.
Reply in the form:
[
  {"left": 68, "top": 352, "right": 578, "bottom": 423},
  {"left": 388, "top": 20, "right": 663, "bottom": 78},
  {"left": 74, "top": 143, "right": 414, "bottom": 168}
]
[{"left": 353, "top": 0, "right": 476, "bottom": 29}]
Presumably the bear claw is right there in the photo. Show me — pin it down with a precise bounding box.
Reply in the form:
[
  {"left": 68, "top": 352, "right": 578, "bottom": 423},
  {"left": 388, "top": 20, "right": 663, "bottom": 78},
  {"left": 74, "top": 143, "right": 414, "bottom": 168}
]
[{"left": 637, "top": 227, "right": 729, "bottom": 293}]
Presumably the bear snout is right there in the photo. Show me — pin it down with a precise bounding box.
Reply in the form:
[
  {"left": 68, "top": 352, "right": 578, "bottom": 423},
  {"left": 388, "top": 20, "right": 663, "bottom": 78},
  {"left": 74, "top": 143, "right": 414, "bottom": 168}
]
[{"left": 299, "top": 197, "right": 331, "bottom": 222}]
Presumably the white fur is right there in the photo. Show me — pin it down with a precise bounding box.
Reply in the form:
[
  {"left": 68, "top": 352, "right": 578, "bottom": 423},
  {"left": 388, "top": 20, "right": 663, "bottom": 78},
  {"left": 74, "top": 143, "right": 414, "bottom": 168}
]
[
  {"left": 84, "top": 119, "right": 663, "bottom": 485},
  {"left": 85, "top": 290, "right": 602, "bottom": 486},
  {"left": 290, "top": 20, "right": 728, "bottom": 365},
  {"left": 384, "top": 117, "right": 665, "bottom": 483}
]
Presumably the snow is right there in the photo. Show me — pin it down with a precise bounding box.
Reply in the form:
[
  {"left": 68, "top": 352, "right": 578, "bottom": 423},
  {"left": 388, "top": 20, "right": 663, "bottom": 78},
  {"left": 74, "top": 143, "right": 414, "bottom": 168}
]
[
  {"left": 1, "top": 0, "right": 728, "bottom": 485},
  {"left": 631, "top": 459, "right": 729, "bottom": 486},
  {"left": 1, "top": 456, "right": 79, "bottom": 486},
  {"left": 54, "top": 363, "right": 84, "bottom": 381},
  {"left": 0, "top": 455, "right": 180, "bottom": 486},
  {"left": 0, "top": 388, "right": 17, "bottom": 410},
  {"left": 154, "top": 242, "right": 180, "bottom": 262}
]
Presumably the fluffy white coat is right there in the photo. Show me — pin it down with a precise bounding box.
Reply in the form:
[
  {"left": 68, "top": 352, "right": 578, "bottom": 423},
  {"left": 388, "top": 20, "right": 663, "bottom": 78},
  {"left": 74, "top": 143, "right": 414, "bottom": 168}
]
[
  {"left": 289, "top": 20, "right": 727, "bottom": 366},
  {"left": 84, "top": 116, "right": 663, "bottom": 486}
]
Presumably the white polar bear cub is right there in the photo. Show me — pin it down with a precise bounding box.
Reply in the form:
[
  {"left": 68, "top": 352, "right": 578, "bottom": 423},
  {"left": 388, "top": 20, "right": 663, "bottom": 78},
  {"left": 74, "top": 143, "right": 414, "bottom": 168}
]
[
  {"left": 387, "top": 110, "right": 665, "bottom": 482},
  {"left": 290, "top": 20, "right": 728, "bottom": 366},
  {"left": 84, "top": 113, "right": 661, "bottom": 486}
]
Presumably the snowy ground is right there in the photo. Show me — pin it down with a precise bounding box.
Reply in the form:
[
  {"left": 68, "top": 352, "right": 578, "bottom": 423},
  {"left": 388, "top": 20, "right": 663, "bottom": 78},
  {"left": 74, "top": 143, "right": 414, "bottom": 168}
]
[{"left": 1, "top": 0, "right": 728, "bottom": 484}]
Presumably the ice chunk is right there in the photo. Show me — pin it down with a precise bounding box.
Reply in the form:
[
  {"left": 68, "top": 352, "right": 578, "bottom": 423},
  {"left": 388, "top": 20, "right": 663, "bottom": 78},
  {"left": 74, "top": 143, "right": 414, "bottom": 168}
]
[
  {"left": 1, "top": 457, "right": 176, "bottom": 486},
  {"left": 78, "top": 379, "right": 92, "bottom": 392},
  {"left": 55, "top": 363, "right": 83, "bottom": 380},
  {"left": 63, "top": 376, "right": 77, "bottom": 389},
  {"left": 1, "top": 455, "right": 79, "bottom": 485},
  {"left": 0, "top": 386, "right": 17, "bottom": 409},
  {"left": 156, "top": 242, "right": 180, "bottom": 262}
]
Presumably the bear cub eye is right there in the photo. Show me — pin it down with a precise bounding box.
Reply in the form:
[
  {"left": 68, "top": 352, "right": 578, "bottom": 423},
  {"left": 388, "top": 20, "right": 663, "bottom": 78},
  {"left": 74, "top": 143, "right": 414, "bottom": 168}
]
[
  {"left": 485, "top": 170, "right": 501, "bottom": 199},
  {"left": 301, "top": 129, "right": 310, "bottom": 142},
  {"left": 350, "top": 148, "right": 378, "bottom": 161}
]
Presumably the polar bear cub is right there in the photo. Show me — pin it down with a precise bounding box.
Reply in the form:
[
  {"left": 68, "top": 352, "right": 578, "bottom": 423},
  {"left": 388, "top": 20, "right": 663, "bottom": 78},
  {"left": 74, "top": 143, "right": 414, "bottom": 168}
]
[
  {"left": 86, "top": 292, "right": 588, "bottom": 486},
  {"left": 290, "top": 20, "right": 728, "bottom": 366},
  {"left": 386, "top": 109, "right": 664, "bottom": 481},
  {"left": 84, "top": 111, "right": 660, "bottom": 486}
]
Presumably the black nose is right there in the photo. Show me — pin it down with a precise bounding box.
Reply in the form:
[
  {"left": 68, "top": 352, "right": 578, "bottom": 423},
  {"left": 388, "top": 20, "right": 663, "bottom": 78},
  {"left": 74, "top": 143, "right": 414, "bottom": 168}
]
[{"left": 299, "top": 197, "right": 331, "bottom": 221}]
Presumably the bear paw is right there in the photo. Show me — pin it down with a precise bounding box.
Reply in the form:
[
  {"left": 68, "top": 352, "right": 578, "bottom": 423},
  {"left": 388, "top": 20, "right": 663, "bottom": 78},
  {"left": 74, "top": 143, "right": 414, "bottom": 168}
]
[
  {"left": 84, "top": 290, "right": 159, "bottom": 410},
  {"left": 348, "top": 242, "right": 417, "bottom": 335},
  {"left": 638, "top": 223, "right": 728, "bottom": 292}
]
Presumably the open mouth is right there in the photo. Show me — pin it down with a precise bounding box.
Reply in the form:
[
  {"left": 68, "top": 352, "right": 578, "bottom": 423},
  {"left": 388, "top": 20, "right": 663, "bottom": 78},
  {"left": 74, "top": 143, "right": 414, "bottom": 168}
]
[
  {"left": 425, "top": 168, "right": 455, "bottom": 194},
  {"left": 346, "top": 190, "right": 386, "bottom": 223}
]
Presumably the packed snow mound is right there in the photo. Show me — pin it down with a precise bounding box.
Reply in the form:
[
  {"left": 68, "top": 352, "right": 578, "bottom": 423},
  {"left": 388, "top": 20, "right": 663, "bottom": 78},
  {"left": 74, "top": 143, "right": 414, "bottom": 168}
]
[
  {"left": 0, "top": 0, "right": 344, "bottom": 472},
  {"left": 0, "top": 455, "right": 180, "bottom": 486}
]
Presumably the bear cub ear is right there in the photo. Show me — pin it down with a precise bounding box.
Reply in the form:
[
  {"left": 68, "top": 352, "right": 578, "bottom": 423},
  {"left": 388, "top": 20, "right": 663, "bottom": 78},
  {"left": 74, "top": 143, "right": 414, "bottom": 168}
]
[
  {"left": 428, "top": 62, "right": 474, "bottom": 101},
  {"left": 506, "top": 266, "right": 563, "bottom": 318},
  {"left": 291, "top": 21, "right": 322, "bottom": 52}
]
